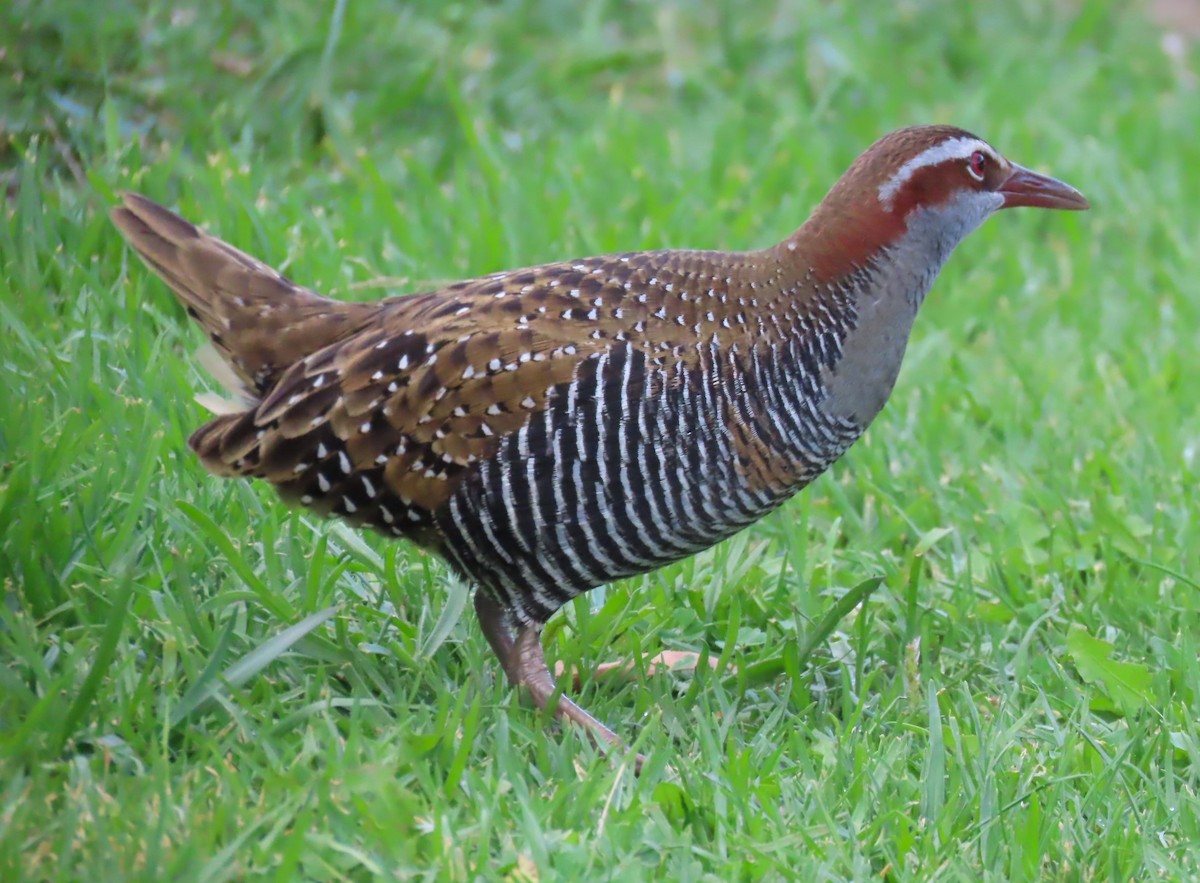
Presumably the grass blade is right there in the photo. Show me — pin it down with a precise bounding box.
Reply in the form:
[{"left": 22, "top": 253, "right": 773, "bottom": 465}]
[
  {"left": 743, "top": 576, "right": 883, "bottom": 687},
  {"left": 170, "top": 607, "right": 337, "bottom": 726}
]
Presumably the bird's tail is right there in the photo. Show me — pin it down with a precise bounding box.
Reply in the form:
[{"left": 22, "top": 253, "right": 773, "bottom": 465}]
[{"left": 111, "top": 192, "right": 381, "bottom": 406}]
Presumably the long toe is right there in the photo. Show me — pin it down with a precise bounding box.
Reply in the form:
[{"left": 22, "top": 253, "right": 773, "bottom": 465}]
[{"left": 513, "top": 623, "right": 646, "bottom": 771}]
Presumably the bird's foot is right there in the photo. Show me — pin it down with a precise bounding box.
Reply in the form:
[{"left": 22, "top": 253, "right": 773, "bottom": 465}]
[
  {"left": 474, "top": 591, "right": 645, "bottom": 773},
  {"left": 553, "top": 650, "right": 726, "bottom": 690}
]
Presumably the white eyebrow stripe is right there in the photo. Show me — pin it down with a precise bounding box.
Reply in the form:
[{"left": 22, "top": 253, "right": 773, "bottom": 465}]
[{"left": 878, "top": 137, "right": 995, "bottom": 207}]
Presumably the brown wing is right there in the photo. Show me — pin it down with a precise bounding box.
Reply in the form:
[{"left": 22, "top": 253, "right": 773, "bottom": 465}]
[{"left": 186, "top": 249, "right": 772, "bottom": 535}]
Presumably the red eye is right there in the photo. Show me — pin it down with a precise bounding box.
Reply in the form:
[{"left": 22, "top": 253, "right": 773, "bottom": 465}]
[{"left": 968, "top": 150, "right": 987, "bottom": 181}]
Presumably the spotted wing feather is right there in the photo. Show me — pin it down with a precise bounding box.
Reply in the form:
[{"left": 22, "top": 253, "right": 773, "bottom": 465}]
[{"left": 116, "top": 193, "right": 828, "bottom": 557}]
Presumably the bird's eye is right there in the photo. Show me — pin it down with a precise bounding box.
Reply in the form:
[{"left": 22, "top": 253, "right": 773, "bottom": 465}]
[{"left": 967, "top": 151, "right": 987, "bottom": 181}]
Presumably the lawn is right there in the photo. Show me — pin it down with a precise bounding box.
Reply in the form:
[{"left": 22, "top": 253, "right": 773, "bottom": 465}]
[{"left": 2, "top": 0, "right": 1198, "bottom": 879}]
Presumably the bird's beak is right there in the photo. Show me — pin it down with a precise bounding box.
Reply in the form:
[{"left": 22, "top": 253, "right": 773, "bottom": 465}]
[{"left": 1000, "top": 164, "right": 1090, "bottom": 211}]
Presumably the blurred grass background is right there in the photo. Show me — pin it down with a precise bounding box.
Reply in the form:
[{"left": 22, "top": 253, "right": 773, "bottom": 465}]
[{"left": 1, "top": 0, "right": 1198, "bottom": 879}]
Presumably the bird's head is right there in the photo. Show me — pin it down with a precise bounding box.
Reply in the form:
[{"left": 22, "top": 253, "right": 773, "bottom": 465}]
[
  {"left": 793, "top": 125, "right": 1089, "bottom": 282},
  {"left": 872, "top": 125, "right": 1090, "bottom": 216}
]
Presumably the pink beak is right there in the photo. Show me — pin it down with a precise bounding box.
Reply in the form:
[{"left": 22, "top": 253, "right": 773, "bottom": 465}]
[{"left": 1000, "top": 164, "right": 1090, "bottom": 211}]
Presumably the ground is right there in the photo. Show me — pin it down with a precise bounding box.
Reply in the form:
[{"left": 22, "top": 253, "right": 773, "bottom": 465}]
[{"left": 1, "top": 0, "right": 1198, "bottom": 879}]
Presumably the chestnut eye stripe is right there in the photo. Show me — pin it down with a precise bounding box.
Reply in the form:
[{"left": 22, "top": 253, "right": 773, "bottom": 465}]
[{"left": 878, "top": 136, "right": 998, "bottom": 206}]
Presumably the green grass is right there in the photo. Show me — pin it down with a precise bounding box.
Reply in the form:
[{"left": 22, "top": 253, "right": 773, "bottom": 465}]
[{"left": 2, "top": 0, "right": 1199, "bottom": 878}]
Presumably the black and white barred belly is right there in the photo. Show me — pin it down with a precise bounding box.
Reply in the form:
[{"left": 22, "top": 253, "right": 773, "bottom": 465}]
[{"left": 434, "top": 340, "right": 862, "bottom": 623}]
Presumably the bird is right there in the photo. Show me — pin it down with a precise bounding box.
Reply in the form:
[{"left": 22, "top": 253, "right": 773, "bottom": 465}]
[{"left": 112, "top": 125, "right": 1088, "bottom": 764}]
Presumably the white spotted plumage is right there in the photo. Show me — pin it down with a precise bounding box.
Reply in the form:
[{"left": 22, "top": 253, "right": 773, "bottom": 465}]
[{"left": 114, "top": 124, "right": 1086, "bottom": 752}]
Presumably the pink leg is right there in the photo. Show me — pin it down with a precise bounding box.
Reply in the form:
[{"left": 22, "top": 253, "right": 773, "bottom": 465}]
[{"left": 474, "top": 591, "right": 643, "bottom": 769}]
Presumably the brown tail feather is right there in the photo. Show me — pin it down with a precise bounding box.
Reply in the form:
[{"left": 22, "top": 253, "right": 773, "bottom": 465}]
[
  {"left": 111, "top": 192, "right": 381, "bottom": 397},
  {"left": 187, "top": 410, "right": 259, "bottom": 477}
]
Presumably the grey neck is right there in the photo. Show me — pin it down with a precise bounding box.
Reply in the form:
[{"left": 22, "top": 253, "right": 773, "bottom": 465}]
[{"left": 819, "top": 192, "right": 1001, "bottom": 427}]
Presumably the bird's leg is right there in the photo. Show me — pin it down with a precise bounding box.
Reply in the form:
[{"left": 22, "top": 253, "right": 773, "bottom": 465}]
[
  {"left": 510, "top": 623, "right": 622, "bottom": 747},
  {"left": 474, "top": 588, "right": 519, "bottom": 681},
  {"left": 474, "top": 590, "right": 641, "bottom": 764}
]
